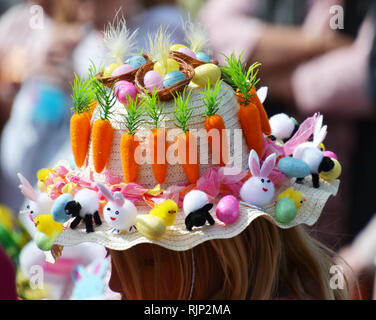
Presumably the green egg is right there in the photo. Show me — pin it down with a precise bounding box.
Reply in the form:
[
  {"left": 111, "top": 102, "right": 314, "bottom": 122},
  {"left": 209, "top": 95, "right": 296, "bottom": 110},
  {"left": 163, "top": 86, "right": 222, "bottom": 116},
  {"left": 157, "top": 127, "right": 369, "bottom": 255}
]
[
  {"left": 275, "top": 198, "right": 297, "bottom": 224},
  {"left": 34, "top": 232, "right": 57, "bottom": 251}
]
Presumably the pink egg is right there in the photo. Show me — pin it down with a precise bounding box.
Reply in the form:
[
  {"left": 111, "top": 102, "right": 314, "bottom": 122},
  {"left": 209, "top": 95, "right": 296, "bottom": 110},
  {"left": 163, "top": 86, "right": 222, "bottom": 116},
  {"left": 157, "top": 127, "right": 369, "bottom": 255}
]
[
  {"left": 113, "top": 80, "right": 138, "bottom": 105},
  {"left": 111, "top": 64, "right": 135, "bottom": 77},
  {"left": 323, "top": 151, "right": 338, "bottom": 160},
  {"left": 144, "top": 71, "right": 164, "bottom": 90},
  {"left": 216, "top": 195, "right": 239, "bottom": 224},
  {"left": 177, "top": 47, "right": 197, "bottom": 59}
]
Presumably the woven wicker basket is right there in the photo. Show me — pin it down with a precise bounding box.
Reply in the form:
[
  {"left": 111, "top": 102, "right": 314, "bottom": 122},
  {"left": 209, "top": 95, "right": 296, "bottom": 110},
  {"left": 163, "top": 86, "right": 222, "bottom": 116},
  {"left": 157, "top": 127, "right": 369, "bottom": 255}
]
[
  {"left": 95, "top": 53, "right": 152, "bottom": 88},
  {"left": 170, "top": 51, "right": 218, "bottom": 68},
  {"left": 134, "top": 56, "right": 195, "bottom": 101}
]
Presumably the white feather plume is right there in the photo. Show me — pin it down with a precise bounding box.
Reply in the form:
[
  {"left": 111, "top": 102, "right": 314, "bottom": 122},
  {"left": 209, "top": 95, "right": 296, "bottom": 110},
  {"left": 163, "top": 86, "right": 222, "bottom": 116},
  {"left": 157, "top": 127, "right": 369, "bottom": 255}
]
[
  {"left": 103, "top": 12, "right": 138, "bottom": 64},
  {"left": 147, "top": 26, "right": 173, "bottom": 69},
  {"left": 182, "top": 15, "right": 210, "bottom": 53}
]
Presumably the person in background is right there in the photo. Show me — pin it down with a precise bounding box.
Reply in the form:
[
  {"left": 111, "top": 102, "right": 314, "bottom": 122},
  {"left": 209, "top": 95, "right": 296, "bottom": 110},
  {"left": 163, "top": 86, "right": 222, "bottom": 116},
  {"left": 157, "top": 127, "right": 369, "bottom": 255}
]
[
  {"left": 200, "top": 0, "right": 375, "bottom": 251},
  {"left": 0, "top": 245, "right": 18, "bottom": 300}
]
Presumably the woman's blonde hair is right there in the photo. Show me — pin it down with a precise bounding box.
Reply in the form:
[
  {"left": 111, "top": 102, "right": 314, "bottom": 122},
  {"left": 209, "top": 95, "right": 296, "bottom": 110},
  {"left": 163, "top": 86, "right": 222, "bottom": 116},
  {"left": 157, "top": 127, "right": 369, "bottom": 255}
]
[{"left": 109, "top": 217, "right": 349, "bottom": 299}]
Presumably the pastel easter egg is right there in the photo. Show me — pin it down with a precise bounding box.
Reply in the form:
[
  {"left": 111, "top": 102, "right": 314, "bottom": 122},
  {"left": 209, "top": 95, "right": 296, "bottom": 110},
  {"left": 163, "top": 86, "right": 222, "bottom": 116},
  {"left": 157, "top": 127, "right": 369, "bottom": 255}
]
[
  {"left": 51, "top": 193, "right": 73, "bottom": 223},
  {"left": 277, "top": 157, "right": 310, "bottom": 178},
  {"left": 323, "top": 151, "right": 338, "bottom": 160},
  {"left": 170, "top": 44, "right": 186, "bottom": 51},
  {"left": 320, "top": 158, "right": 342, "bottom": 182},
  {"left": 163, "top": 70, "right": 186, "bottom": 88},
  {"left": 128, "top": 55, "right": 147, "bottom": 69},
  {"left": 103, "top": 63, "right": 122, "bottom": 77},
  {"left": 275, "top": 198, "right": 297, "bottom": 224},
  {"left": 135, "top": 214, "right": 166, "bottom": 240},
  {"left": 216, "top": 195, "right": 239, "bottom": 224},
  {"left": 196, "top": 51, "right": 211, "bottom": 63},
  {"left": 144, "top": 70, "right": 164, "bottom": 90},
  {"left": 114, "top": 80, "right": 138, "bottom": 104},
  {"left": 153, "top": 58, "right": 179, "bottom": 76},
  {"left": 34, "top": 232, "right": 58, "bottom": 251},
  {"left": 191, "top": 63, "right": 221, "bottom": 87},
  {"left": 111, "top": 64, "right": 135, "bottom": 77},
  {"left": 177, "top": 47, "right": 197, "bottom": 59}
]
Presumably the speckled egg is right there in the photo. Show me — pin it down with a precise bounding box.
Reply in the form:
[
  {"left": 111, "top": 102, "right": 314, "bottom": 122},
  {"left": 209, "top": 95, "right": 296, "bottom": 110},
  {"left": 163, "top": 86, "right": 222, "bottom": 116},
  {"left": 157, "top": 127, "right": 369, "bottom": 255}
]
[
  {"left": 191, "top": 63, "right": 221, "bottom": 87},
  {"left": 163, "top": 70, "right": 186, "bottom": 88},
  {"left": 196, "top": 51, "right": 211, "bottom": 63},
  {"left": 153, "top": 58, "right": 179, "bottom": 76},
  {"left": 111, "top": 64, "right": 135, "bottom": 77},
  {"left": 144, "top": 70, "right": 164, "bottom": 91},
  {"left": 170, "top": 44, "right": 186, "bottom": 51},
  {"left": 114, "top": 80, "right": 138, "bottom": 105},
  {"left": 177, "top": 46, "right": 197, "bottom": 59},
  {"left": 128, "top": 55, "right": 147, "bottom": 69},
  {"left": 103, "top": 63, "right": 122, "bottom": 77},
  {"left": 216, "top": 195, "right": 239, "bottom": 224},
  {"left": 277, "top": 157, "right": 310, "bottom": 178},
  {"left": 51, "top": 193, "right": 73, "bottom": 223},
  {"left": 275, "top": 198, "right": 297, "bottom": 224}
]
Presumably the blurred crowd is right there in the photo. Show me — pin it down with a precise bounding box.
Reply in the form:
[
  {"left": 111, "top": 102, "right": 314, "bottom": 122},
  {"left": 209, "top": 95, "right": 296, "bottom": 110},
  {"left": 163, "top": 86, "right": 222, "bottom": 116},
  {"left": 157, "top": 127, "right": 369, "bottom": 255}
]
[{"left": 0, "top": 0, "right": 375, "bottom": 299}]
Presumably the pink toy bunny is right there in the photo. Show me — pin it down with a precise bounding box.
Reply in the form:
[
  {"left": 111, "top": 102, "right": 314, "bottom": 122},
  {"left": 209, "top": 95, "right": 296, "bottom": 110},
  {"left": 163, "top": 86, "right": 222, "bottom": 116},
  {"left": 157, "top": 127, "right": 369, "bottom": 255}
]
[
  {"left": 240, "top": 150, "right": 277, "bottom": 207},
  {"left": 17, "top": 173, "right": 53, "bottom": 221}
]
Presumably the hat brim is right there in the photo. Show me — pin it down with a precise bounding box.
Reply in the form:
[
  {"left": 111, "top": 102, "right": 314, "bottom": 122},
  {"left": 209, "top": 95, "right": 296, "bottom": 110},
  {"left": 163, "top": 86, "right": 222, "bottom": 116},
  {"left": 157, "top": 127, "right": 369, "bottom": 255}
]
[{"left": 54, "top": 177, "right": 339, "bottom": 251}]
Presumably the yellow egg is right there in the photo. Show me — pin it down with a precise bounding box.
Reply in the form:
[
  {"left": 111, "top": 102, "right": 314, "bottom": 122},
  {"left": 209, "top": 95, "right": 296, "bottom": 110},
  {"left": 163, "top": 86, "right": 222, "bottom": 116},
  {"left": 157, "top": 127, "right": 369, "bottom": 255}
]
[
  {"left": 191, "top": 63, "right": 221, "bottom": 87},
  {"left": 320, "top": 158, "right": 342, "bottom": 182},
  {"left": 153, "top": 58, "right": 179, "bottom": 76},
  {"left": 103, "top": 63, "right": 122, "bottom": 77},
  {"left": 135, "top": 214, "right": 166, "bottom": 240},
  {"left": 170, "top": 44, "right": 186, "bottom": 51}
]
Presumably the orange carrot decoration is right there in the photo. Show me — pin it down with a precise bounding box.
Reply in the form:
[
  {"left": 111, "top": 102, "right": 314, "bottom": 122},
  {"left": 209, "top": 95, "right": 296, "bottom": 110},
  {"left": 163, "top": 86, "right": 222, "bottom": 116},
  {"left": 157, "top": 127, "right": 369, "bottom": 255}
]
[
  {"left": 221, "top": 52, "right": 265, "bottom": 157},
  {"left": 70, "top": 73, "right": 95, "bottom": 168},
  {"left": 173, "top": 89, "right": 200, "bottom": 184},
  {"left": 202, "top": 79, "right": 228, "bottom": 166},
  {"left": 249, "top": 86, "right": 271, "bottom": 136},
  {"left": 144, "top": 90, "right": 168, "bottom": 184},
  {"left": 120, "top": 96, "right": 145, "bottom": 183},
  {"left": 91, "top": 79, "right": 116, "bottom": 173}
]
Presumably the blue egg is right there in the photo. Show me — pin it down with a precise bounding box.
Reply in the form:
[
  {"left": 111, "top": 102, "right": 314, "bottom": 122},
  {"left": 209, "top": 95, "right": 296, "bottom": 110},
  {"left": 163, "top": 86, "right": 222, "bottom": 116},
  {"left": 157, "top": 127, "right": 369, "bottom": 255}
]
[
  {"left": 163, "top": 70, "right": 186, "bottom": 88},
  {"left": 128, "top": 55, "right": 146, "bottom": 69},
  {"left": 196, "top": 51, "right": 211, "bottom": 63},
  {"left": 51, "top": 193, "right": 73, "bottom": 223},
  {"left": 277, "top": 157, "right": 310, "bottom": 178}
]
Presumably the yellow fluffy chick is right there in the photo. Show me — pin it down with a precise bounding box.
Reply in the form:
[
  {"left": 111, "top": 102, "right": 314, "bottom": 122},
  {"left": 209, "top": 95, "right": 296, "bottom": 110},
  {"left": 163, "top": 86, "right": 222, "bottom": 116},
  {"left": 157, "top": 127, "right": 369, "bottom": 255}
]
[
  {"left": 278, "top": 187, "right": 305, "bottom": 210},
  {"left": 34, "top": 214, "right": 63, "bottom": 237},
  {"left": 149, "top": 199, "right": 178, "bottom": 227}
]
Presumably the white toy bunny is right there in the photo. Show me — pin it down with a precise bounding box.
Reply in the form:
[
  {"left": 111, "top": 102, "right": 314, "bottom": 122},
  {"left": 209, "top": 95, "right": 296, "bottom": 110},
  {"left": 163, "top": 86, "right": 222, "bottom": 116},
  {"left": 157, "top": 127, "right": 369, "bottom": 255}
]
[
  {"left": 17, "top": 173, "right": 53, "bottom": 220},
  {"left": 292, "top": 115, "right": 334, "bottom": 188},
  {"left": 97, "top": 183, "right": 138, "bottom": 234},
  {"left": 240, "top": 150, "right": 277, "bottom": 208}
]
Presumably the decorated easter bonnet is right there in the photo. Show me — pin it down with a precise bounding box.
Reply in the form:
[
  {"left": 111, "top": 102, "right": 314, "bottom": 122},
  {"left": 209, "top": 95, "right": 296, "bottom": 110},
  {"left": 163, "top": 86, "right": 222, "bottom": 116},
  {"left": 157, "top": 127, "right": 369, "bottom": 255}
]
[{"left": 17, "top": 18, "right": 341, "bottom": 257}]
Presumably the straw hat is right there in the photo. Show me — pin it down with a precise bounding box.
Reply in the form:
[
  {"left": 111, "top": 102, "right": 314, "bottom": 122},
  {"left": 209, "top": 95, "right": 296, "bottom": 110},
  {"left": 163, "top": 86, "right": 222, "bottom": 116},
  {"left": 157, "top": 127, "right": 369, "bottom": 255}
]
[{"left": 53, "top": 82, "right": 340, "bottom": 251}]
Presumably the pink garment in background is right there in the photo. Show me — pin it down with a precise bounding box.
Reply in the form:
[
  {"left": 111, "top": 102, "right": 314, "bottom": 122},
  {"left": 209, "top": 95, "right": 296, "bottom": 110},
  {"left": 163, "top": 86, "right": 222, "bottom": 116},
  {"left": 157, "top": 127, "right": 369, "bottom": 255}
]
[{"left": 0, "top": 247, "right": 18, "bottom": 300}]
